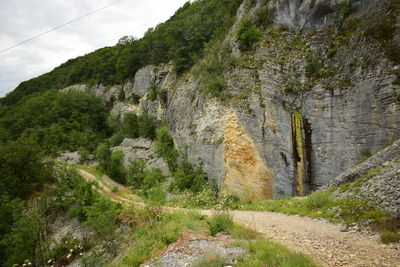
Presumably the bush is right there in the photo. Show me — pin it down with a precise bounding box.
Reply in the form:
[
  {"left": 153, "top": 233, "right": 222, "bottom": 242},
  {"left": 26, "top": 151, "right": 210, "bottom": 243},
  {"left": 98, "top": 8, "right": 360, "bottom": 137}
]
[
  {"left": 126, "top": 159, "right": 147, "bottom": 187},
  {"left": 84, "top": 196, "right": 122, "bottom": 255},
  {"left": 147, "top": 81, "right": 158, "bottom": 101},
  {"left": 305, "top": 52, "right": 321, "bottom": 78},
  {"left": 154, "top": 126, "right": 178, "bottom": 169},
  {"left": 171, "top": 159, "right": 206, "bottom": 193},
  {"left": 333, "top": 1, "right": 353, "bottom": 31},
  {"left": 380, "top": 231, "right": 400, "bottom": 244},
  {"left": 207, "top": 213, "right": 233, "bottom": 236},
  {"left": 220, "top": 194, "right": 241, "bottom": 209},
  {"left": 327, "top": 48, "right": 337, "bottom": 58},
  {"left": 141, "top": 168, "right": 165, "bottom": 191},
  {"left": 108, "top": 151, "right": 126, "bottom": 184},
  {"left": 360, "top": 149, "right": 372, "bottom": 158},
  {"left": 365, "top": 17, "right": 396, "bottom": 41},
  {"left": 237, "top": 17, "right": 262, "bottom": 52},
  {"left": 254, "top": 6, "right": 273, "bottom": 27},
  {"left": 304, "top": 191, "right": 333, "bottom": 210}
]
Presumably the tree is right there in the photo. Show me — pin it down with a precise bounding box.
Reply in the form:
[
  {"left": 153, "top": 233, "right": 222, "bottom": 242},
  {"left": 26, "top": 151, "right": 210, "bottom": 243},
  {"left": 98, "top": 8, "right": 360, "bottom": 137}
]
[
  {"left": 237, "top": 17, "right": 261, "bottom": 52},
  {"left": 0, "top": 138, "right": 52, "bottom": 198}
]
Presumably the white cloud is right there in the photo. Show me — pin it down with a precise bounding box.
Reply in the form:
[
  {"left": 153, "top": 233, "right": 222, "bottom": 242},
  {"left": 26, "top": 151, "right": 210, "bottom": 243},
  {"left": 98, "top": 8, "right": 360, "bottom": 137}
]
[{"left": 0, "top": 0, "right": 188, "bottom": 97}]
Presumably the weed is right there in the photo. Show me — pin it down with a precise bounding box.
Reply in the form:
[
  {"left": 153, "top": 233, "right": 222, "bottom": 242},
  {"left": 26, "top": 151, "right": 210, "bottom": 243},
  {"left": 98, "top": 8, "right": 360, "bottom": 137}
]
[
  {"left": 192, "top": 253, "right": 228, "bottom": 267},
  {"left": 208, "top": 213, "right": 234, "bottom": 236},
  {"left": 112, "top": 186, "right": 119, "bottom": 192},
  {"left": 304, "top": 191, "right": 333, "bottom": 210},
  {"left": 327, "top": 48, "right": 337, "bottom": 58},
  {"left": 254, "top": 6, "right": 273, "bottom": 27},
  {"left": 237, "top": 239, "right": 318, "bottom": 267},
  {"left": 380, "top": 231, "right": 400, "bottom": 244},
  {"left": 360, "top": 149, "right": 372, "bottom": 158},
  {"left": 229, "top": 225, "right": 261, "bottom": 240}
]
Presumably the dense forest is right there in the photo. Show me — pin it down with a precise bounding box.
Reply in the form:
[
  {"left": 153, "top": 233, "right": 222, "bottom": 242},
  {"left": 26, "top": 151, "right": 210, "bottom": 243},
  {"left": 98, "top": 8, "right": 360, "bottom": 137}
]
[
  {"left": 0, "top": 0, "right": 242, "bottom": 107},
  {"left": 0, "top": 1, "right": 244, "bottom": 265}
]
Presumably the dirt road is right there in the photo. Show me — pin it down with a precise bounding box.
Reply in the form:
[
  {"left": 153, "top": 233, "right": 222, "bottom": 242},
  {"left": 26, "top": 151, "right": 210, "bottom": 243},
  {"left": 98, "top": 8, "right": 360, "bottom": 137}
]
[{"left": 78, "top": 168, "right": 400, "bottom": 266}]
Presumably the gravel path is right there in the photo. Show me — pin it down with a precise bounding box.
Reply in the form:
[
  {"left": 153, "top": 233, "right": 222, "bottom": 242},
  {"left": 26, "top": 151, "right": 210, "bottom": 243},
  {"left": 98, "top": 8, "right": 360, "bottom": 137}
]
[
  {"left": 227, "top": 210, "right": 400, "bottom": 266},
  {"left": 77, "top": 168, "right": 400, "bottom": 267}
]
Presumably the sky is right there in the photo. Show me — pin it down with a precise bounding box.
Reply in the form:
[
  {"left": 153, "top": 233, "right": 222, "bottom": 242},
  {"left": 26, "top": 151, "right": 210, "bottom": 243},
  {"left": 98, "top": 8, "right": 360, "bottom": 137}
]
[{"left": 0, "top": 0, "right": 188, "bottom": 97}]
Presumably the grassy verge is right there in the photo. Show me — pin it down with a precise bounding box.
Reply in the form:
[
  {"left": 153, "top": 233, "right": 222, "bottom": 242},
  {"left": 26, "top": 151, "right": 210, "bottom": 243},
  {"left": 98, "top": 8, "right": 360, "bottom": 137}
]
[
  {"left": 240, "top": 168, "right": 399, "bottom": 243},
  {"left": 109, "top": 210, "right": 318, "bottom": 267}
]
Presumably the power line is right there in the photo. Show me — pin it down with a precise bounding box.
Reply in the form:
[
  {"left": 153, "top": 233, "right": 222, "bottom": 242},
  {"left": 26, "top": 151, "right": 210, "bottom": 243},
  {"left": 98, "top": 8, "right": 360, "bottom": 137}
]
[{"left": 0, "top": 0, "right": 125, "bottom": 54}]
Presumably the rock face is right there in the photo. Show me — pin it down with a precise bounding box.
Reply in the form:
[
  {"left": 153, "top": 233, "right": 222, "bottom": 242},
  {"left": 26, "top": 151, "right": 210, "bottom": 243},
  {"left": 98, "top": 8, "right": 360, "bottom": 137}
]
[
  {"left": 113, "top": 138, "right": 170, "bottom": 176},
  {"left": 61, "top": 0, "right": 400, "bottom": 199},
  {"left": 328, "top": 140, "right": 400, "bottom": 217},
  {"left": 324, "top": 140, "right": 400, "bottom": 189}
]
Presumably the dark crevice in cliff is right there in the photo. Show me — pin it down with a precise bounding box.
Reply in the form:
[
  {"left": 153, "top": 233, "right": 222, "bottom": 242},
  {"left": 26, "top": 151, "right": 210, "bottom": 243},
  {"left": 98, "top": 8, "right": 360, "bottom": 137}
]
[
  {"left": 291, "top": 112, "right": 313, "bottom": 196},
  {"left": 303, "top": 117, "right": 314, "bottom": 191}
]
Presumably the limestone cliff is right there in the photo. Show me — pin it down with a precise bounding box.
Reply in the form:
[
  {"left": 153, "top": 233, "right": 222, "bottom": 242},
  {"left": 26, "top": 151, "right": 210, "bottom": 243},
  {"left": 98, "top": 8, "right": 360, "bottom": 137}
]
[{"left": 61, "top": 0, "right": 400, "bottom": 199}]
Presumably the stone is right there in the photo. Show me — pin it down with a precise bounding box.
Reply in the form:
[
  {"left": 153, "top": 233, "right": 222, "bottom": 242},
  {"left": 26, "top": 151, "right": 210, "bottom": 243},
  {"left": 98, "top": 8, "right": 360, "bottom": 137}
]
[
  {"left": 56, "top": 151, "right": 81, "bottom": 164},
  {"left": 121, "top": 138, "right": 152, "bottom": 149}
]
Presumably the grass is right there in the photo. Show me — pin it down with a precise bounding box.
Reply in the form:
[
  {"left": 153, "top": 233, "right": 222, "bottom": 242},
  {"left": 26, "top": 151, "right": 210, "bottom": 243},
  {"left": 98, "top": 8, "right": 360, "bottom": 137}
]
[
  {"left": 236, "top": 239, "right": 318, "bottom": 267},
  {"left": 111, "top": 209, "right": 319, "bottom": 267},
  {"left": 191, "top": 253, "right": 228, "bottom": 267},
  {"left": 114, "top": 209, "right": 209, "bottom": 267},
  {"left": 380, "top": 231, "right": 400, "bottom": 244},
  {"left": 207, "top": 213, "right": 234, "bottom": 236},
  {"left": 239, "top": 167, "right": 400, "bottom": 243}
]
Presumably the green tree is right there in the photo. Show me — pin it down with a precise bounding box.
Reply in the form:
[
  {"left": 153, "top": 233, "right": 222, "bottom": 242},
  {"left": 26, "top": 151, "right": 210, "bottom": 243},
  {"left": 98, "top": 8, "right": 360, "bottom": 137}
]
[
  {"left": 0, "top": 138, "right": 52, "bottom": 198},
  {"left": 84, "top": 197, "right": 121, "bottom": 255},
  {"left": 154, "top": 126, "right": 178, "bottom": 170},
  {"left": 237, "top": 17, "right": 262, "bottom": 52}
]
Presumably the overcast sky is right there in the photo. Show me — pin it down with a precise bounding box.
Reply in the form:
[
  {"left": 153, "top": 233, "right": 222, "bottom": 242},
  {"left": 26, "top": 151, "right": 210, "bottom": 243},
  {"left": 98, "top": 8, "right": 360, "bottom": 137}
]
[{"left": 0, "top": 0, "right": 188, "bottom": 97}]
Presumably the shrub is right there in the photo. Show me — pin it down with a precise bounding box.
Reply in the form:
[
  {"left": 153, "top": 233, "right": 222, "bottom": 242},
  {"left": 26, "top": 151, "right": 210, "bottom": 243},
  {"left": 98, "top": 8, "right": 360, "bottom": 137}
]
[
  {"left": 254, "top": 6, "right": 273, "bottom": 27},
  {"left": 118, "top": 89, "right": 126, "bottom": 101},
  {"left": 207, "top": 213, "right": 233, "bottom": 236},
  {"left": 365, "top": 17, "right": 396, "bottom": 41},
  {"left": 333, "top": 1, "right": 353, "bottom": 31},
  {"left": 305, "top": 52, "right": 321, "bottom": 78},
  {"left": 141, "top": 168, "right": 165, "bottom": 190},
  {"left": 304, "top": 191, "right": 333, "bottom": 210},
  {"left": 122, "top": 113, "right": 139, "bottom": 138},
  {"left": 126, "top": 159, "right": 147, "bottom": 187},
  {"left": 84, "top": 197, "right": 122, "bottom": 255},
  {"left": 147, "top": 81, "right": 158, "bottom": 101},
  {"left": 108, "top": 150, "right": 126, "bottom": 184},
  {"left": 220, "top": 194, "right": 241, "bottom": 210},
  {"left": 187, "top": 186, "right": 218, "bottom": 207},
  {"left": 154, "top": 126, "right": 178, "bottom": 169},
  {"left": 360, "top": 149, "right": 372, "bottom": 158},
  {"left": 327, "top": 48, "right": 337, "bottom": 58},
  {"left": 380, "top": 231, "right": 400, "bottom": 244},
  {"left": 237, "top": 17, "right": 262, "bottom": 52},
  {"left": 171, "top": 159, "right": 206, "bottom": 193}
]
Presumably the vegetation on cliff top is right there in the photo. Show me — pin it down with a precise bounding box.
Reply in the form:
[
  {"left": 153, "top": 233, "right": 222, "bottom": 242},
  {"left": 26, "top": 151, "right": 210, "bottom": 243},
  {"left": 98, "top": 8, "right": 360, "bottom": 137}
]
[{"left": 1, "top": 0, "right": 242, "bottom": 107}]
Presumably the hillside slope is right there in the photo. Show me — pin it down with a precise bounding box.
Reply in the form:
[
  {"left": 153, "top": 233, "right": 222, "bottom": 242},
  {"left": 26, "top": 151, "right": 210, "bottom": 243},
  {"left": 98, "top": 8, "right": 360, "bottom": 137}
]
[{"left": 1, "top": 0, "right": 400, "bottom": 200}]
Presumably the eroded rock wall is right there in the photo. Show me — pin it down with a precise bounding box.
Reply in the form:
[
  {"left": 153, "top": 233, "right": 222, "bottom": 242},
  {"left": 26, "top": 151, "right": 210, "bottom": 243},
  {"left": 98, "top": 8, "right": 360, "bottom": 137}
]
[{"left": 61, "top": 0, "right": 400, "bottom": 199}]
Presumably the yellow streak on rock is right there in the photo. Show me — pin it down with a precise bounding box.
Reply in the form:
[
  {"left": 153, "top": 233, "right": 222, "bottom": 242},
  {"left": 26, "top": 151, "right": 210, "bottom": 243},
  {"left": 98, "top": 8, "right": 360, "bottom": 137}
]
[{"left": 222, "top": 109, "right": 275, "bottom": 200}]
